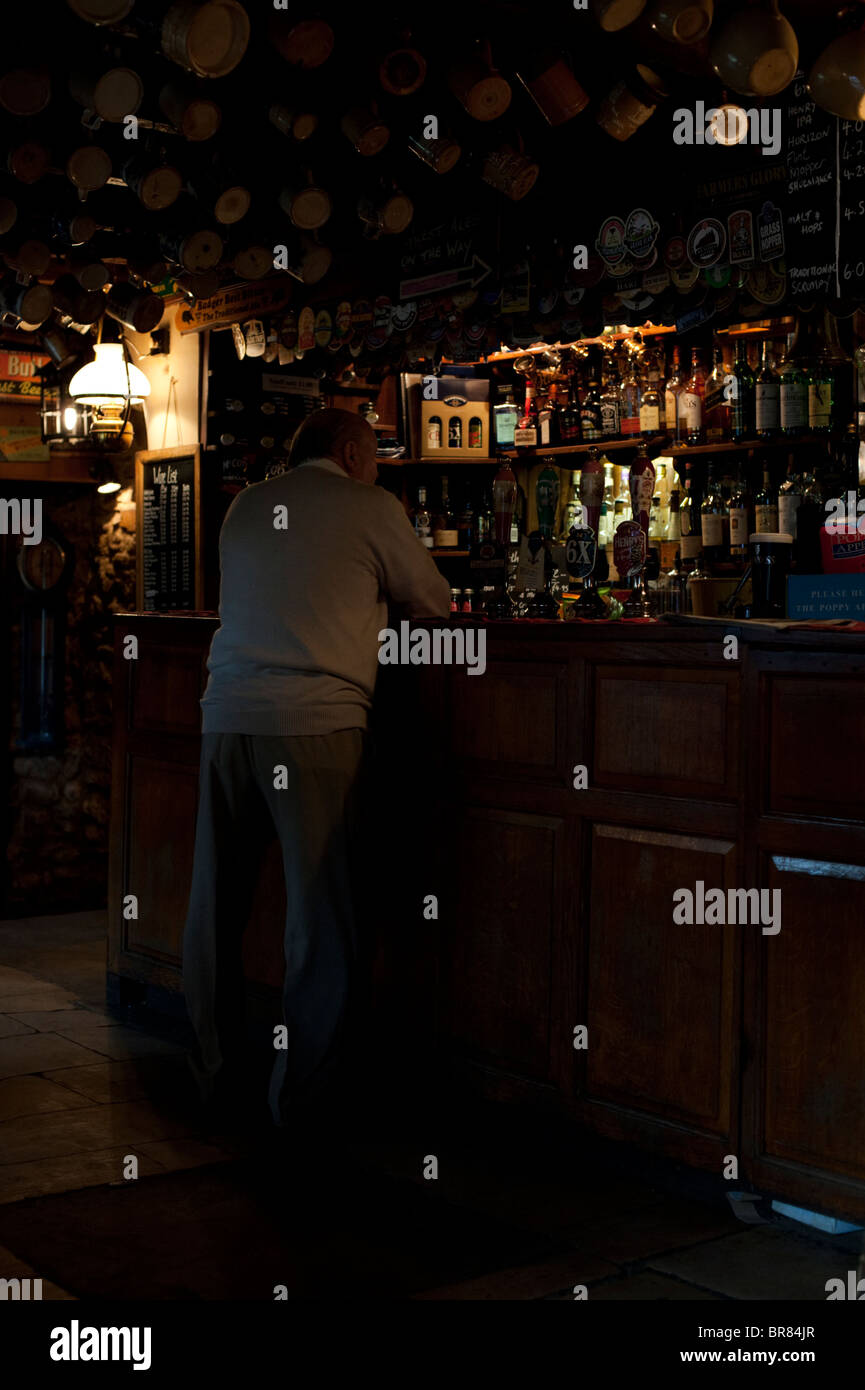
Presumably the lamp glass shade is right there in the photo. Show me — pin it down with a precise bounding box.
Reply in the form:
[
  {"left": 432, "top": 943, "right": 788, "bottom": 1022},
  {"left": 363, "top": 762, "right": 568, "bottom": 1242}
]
[{"left": 68, "top": 343, "right": 151, "bottom": 405}]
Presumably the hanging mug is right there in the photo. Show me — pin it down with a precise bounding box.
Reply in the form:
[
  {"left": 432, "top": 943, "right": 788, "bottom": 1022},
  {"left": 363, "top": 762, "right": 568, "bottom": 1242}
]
[
  {"left": 591, "top": 0, "right": 648, "bottom": 32},
  {"left": 710, "top": 0, "right": 798, "bottom": 98},
  {"left": 596, "top": 64, "right": 668, "bottom": 141},
  {"left": 647, "top": 0, "right": 713, "bottom": 45},
  {"left": 808, "top": 21, "right": 865, "bottom": 121},
  {"left": 449, "top": 45, "right": 511, "bottom": 121}
]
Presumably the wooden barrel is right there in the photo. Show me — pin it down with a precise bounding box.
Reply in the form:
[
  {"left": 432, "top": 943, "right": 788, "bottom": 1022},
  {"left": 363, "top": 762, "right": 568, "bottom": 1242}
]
[
  {"left": 159, "top": 83, "right": 221, "bottom": 141},
  {"left": 268, "top": 16, "right": 333, "bottom": 69},
  {"left": 162, "top": 1, "right": 250, "bottom": 79},
  {"left": 69, "top": 67, "right": 144, "bottom": 121},
  {"left": 66, "top": 0, "right": 135, "bottom": 22},
  {"left": 278, "top": 182, "right": 332, "bottom": 231},
  {"left": 106, "top": 282, "right": 164, "bottom": 332},
  {"left": 66, "top": 145, "right": 113, "bottom": 194},
  {"left": 0, "top": 68, "right": 51, "bottom": 116}
]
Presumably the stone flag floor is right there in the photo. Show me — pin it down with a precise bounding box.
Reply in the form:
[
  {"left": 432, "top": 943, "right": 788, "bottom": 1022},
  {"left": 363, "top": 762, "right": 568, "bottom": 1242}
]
[{"left": 0, "top": 912, "right": 861, "bottom": 1300}]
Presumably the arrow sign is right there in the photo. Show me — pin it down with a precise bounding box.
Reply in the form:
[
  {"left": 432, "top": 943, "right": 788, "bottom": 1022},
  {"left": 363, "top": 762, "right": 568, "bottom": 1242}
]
[{"left": 400, "top": 255, "right": 492, "bottom": 300}]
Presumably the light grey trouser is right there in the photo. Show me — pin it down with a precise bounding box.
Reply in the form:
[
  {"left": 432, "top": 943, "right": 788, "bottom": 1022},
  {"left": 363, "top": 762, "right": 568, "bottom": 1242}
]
[{"left": 181, "top": 729, "right": 369, "bottom": 1125}]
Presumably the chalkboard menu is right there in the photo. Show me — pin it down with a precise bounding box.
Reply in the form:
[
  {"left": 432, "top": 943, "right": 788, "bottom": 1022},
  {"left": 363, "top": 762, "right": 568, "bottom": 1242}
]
[
  {"left": 135, "top": 445, "right": 202, "bottom": 611},
  {"left": 838, "top": 118, "right": 865, "bottom": 298},
  {"left": 783, "top": 75, "right": 838, "bottom": 301}
]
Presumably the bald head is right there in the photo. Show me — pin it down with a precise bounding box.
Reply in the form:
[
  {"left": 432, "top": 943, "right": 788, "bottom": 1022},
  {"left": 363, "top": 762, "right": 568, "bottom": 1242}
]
[{"left": 289, "top": 408, "right": 379, "bottom": 484}]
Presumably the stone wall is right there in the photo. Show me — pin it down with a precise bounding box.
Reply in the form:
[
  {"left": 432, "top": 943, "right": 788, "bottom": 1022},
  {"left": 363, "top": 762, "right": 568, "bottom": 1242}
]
[{"left": 5, "top": 473, "right": 136, "bottom": 916}]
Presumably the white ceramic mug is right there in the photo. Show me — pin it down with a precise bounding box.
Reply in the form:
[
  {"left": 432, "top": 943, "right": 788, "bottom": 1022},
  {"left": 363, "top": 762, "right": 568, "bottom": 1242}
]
[
  {"left": 710, "top": 0, "right": 798, "bottom": 97},
  {"left": 808, "top": 25, "right": 865, "bottom": 122},
  {"left": 648, "top": 0, "right": 713, "bottom": 45}
]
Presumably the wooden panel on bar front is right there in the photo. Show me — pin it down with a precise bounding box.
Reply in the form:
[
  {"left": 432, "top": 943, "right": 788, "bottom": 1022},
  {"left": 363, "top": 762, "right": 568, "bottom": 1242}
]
[
  {"left": 438, "top": 807, "right": 563, "bottom": 1082},
  {"left": 592, "top": 664, "right": 739, "bottom": 800},
  {"left": 125, "top": 755, "right": 198, "bottom": 963},
  {"left": 584, "top": 823, "right": 738, "bottom": 1138},
  {"left": 447, "top": 660, "right": 566, "bottom": 777},
  {"left": 129, "top": 638, "right": 204, "bottom": 736},
  {"left": 758, "top": 854, "right": 865, "bottom": 1186},
  {"left": 767, "top": 676, "right": 865, "bottom": 821}
]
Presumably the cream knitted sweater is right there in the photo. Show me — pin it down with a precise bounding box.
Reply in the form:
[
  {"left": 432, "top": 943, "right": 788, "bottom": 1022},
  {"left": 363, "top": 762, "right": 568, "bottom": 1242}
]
[{"left": 201, "top": 459, "right": 451, "bottom": 735}]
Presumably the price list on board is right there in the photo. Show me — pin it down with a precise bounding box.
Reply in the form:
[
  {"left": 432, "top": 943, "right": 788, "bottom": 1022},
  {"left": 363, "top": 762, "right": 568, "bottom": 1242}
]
[{"left": 140, "top": 455, "right": 195, "bottom": 609}]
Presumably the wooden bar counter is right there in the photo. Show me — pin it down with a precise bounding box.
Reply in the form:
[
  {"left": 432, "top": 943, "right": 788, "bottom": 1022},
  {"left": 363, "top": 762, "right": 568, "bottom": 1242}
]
[{"left": 109, "top": 612, "right": 865, "bottom": 1221}]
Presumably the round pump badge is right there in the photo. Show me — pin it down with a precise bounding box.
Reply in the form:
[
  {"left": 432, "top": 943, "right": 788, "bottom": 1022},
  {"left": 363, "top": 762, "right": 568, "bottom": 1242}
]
[
  {"left": 391, "top": 301, "right": 417, "bottom": 332},
  {"left": 297, "top": 305, "right": 315, "bottom": 352},
  {"left": 747, "top": 263, "right": 786, "bottom": 305},
  {"left": 664, "top": 236, "right": 687, "bottom": 271},
  {"left": 333, "top": 301, "right": 352, "bottom": 340},
  {"left": 671, "top": 262, "right": 700, "bottom": 292},
  {"left": 624, "top": 207, "right": 660, "bottom": 262},
  {"left": 565, "top": 527, "right": 597, "bottom": 580},
  {"left": 703, "top": 263, "right": 732, "bottom": 290},
  {"left": 687, "top": 218, "right": 726, "bottom": 268},
  {"left": 642, "top": 266, "right": 670, "bottom": 296},
  {"left": 312, "top": 308, "right": 331, "bottom": 348}
]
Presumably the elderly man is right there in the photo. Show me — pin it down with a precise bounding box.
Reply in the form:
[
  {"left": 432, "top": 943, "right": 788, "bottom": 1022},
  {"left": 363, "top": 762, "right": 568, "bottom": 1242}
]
[{"left": 183, "top": 408, "right": 449, "bottom": 1132}]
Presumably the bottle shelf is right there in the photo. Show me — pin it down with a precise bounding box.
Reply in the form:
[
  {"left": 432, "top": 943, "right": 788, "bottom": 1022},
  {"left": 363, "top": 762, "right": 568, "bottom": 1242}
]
[
  {"left": 430, "top": 549, "right": 470, "bottom": 557},
  {"left": 377, "top": 456, "right": 498, "bottom": 467},
  {"left": 504, "top": 433, "right": 836, "bottom": 461}
]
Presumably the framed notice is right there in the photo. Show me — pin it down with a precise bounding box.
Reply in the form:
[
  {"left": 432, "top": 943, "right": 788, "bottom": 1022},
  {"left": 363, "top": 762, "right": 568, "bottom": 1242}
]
[{"left": 135, "top": 445, "right": 202, "bottom": 611}]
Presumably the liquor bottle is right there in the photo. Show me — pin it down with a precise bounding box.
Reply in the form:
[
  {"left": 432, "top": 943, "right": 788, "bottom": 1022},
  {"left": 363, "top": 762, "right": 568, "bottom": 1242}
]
[
  {"left": 647, "top": 345, "right": 667, "bottom": 431},
  {"left": 661, "top": 488, "right": 681, "bottom": 570},
  {"left": 728, "top": 470, "right": 750, "bottom": 562},
  {"left": 537, "top": 383, "right": 560, "bottom": 447},
  {"left": 433, "top": 475, "right": 459, "bottom": 548},
  {"left": 700, "top": 467, "right": 728, "bottom": 565},
  {"left": 754, "top": 465, "right": 778, "bottom": 533},
  {"left": 779, "top": 330, "right": 808, "bottom": 437},
  {"left": 494, "top": 386, "right": 519, "bottom": 448},
  {"left": 808, "top": 358, "right": 834, "bottom": 433},
  {"left": 514, "top": 379, "right": 538, "bottom": 447},
  {"left": 560, "top": 379, "right": 582, "bottom": 443},
  {"left": 729, "top": 339, "right": 755, "bottom": 441},
  {"left": 458, "top": 492, "right": 476, "bottom": 548},
  {"left": 649, "top": 495, "right": 663, "bottom": 545},
  {"left": 638, "top": 366, "right": 662, "bottom": 438},
  {"left": 615, "top": 465, "right": 631, "bottom": 518},
  {"left": 536, "top": 462, "right": 560, "bottom": 539},
  {"left": 664, "top": 345, "right": 684, "bottom": 444},
  {"left": 563, "top": 472, "right": 583, "bottom": 535},
  {"left": 448, "top": 415, "right": 463, "bottom": 449},
  {"left": 679, "top": 462, "right": 702, "bottom": 567},
  {"left": 620, "top": 350, "right": 642, "bottom": 437},
  {"left": 579, "top": 369, "right": 603, "bottom": 442},
  {"left": 755, "top": 341, "right": 780, "bottom": 437},
  {"left": 678, "top": 348, "right": 706, "bottom": 445},
  {"left": 704, "top": 345, "right": 731, "bottom": 444},
  {"left": 777, "top": 457, "right": 802, "bottom": 540},
  {"left": 414, "top": 486, "right": 433, "bottom": 544},
  {"left": 600, "top": 367, "right": 622, "bottom": 439}
]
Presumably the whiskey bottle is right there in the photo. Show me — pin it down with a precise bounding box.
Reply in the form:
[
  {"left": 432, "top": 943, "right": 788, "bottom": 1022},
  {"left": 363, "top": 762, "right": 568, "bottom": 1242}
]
[
  {"left": 679, "top": 348, "right": 706, "bottom": 446},
  {"left": 700, "top": 467, "right": 728, "bottom": 565},
  {"left": 728, "top": 470, "right": 750, "bottom": 561},
  {"left": 730, "top": 339, "right": 755, "bottom": 441},
  {"left": 414, "top": 485, "right": 434, "bottom": 548},
  {"left": 514, "top": 379, "right": 539, "bottom": 448},
  {"left": 756, "top": 341, "right": 781, "bottom": 437},
  {"left": 579, "top": 369, "right": 603, "bottom": 441},
  {"left": 779, "top": 331, "right": 808, "bottom": 437},
  {"left": 704, "top": 346, "right": 731, "bottom": 444},
  {"left": 754, "top": 465, "right": 778, "bottom": 533},
  {"left": 679, "top": 463, "right": 702, "bottom": 567},
  {"left": 433, "top": 475, "right": 459, "bottom": 548},
  {"left": 600, "top": 369, "right": 622, "bottom": 440},
  {"left": 664, "top": 345, "right": 684, "bottom": 444}
]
